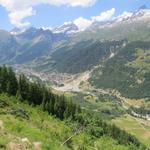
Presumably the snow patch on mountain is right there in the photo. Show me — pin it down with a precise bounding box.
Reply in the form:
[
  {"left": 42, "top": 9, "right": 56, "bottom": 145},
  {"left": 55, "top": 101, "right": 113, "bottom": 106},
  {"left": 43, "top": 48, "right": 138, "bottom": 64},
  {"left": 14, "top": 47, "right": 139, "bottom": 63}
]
[
  {"left": 90, "top": 6, "right": 150, "bottom": 30},
  {"left": 53, "top": 22, "right": 79, "bottom": 34}
]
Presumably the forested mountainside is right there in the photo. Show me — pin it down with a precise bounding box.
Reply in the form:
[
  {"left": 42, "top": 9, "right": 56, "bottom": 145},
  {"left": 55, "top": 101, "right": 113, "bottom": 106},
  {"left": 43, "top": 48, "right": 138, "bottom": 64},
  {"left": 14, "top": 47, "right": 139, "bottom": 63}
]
[
  {"left": 90, "top": 41, "right": 150, "bottom": 99},
  {"left": 0, "top": 66, "right": 146, "bottom": 150},
  {"left": 33, "top": 40, "right": 126, "bottom": 73}
]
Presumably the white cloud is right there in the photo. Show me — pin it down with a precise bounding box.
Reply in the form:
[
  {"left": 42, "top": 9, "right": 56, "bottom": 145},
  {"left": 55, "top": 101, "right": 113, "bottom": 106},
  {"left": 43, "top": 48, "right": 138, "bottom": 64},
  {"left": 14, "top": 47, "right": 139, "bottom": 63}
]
[
  {"left": 0, "top": 0, "right": 97, "bottom": 27},
  {"left": 92, "top": 8, "right": 115, "bottom": 22},
  {"left": 8, "top": 7, "right": 36, "bottom": 27},
  {"left": 73, "top": 17, "right": 92, "bottom": 31},
  {"left": 74, "top": 8, "right": 116, "bottom": 31}
]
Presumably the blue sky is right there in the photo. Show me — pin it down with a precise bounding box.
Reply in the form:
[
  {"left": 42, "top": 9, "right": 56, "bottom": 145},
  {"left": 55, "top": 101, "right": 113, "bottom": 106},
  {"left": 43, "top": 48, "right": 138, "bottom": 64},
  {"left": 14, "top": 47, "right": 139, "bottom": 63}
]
[{"left": 0, "top": 0, "right": 150, "bottom": 31}]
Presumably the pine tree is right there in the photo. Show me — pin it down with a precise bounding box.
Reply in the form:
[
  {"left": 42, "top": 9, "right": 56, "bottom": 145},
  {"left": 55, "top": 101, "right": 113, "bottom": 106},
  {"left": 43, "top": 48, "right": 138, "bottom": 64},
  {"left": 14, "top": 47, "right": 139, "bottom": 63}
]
[
  {"left": 6, "top": 81, "right": 11, "bottom": 95},
  {"left": 18, "top": 74, "right": 29, "bottom": 101},
  {"left": 16, "top": 89, "right": 23, "bottom": 101},
  {"left": 0, "top": 66, "right": 2, "bottom": 93},
  {"left": 0, "top": 66, "right": 81, "bottom": 122},
  {"left": 6, "top": 67, "right": 18, "bottom": 95},
  {"left": 54, "top": 95, "right": 66, "bottom": 119},
  {"left": 49, "top": 94, "right": 55, "bottom": 115},
  {"left": 41, "top": 90, "right": 47, "bottom": 111},
  {"left": 1, "top": 65, "right": 8, "bottom": 92}
]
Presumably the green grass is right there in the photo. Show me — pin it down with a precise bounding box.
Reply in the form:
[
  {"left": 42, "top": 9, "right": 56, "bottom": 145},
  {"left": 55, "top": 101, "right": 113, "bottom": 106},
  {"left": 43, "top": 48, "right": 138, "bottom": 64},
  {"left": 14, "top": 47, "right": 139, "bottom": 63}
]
[
  {"left": 112, "top": 114, "right": 150, "bottom": 148},
  {"left": 0, "top": 93, "right": 72, "bottom": 150},
  {"left": 70, "top": 92, "right": 125, "bottom": 119},
  {"left": 128, "top": 49, "right": 150, "bottom": 70},
  {"left": 94, "top": 136, "right": 131, "bottom": 150}
]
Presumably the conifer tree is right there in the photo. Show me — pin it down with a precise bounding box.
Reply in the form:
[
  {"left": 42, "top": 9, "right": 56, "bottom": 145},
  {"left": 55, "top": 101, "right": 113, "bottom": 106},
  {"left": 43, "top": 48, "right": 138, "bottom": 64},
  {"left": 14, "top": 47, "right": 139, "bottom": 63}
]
[
  {"left": 16, "top": 89, "right": 23, "bottom": 101},
  {"left": 18, "top": 74, "right": 29, "bottom": 101},
  {"left": 7, "top": 67, "right": 18, "bottom": 95},
  {"left": 1, "top": 65, "right": 8, "bottom": 92}
]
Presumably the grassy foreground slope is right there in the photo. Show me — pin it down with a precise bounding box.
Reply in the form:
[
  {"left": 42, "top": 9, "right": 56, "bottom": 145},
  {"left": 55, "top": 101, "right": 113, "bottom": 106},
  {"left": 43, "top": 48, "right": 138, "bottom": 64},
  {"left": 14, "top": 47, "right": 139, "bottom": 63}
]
[
  {"left": 0, "top": 94, "right": 71, "bottom": 150},
  {"left": 0, "top": 93, "right": 143, "bottom": 150}
]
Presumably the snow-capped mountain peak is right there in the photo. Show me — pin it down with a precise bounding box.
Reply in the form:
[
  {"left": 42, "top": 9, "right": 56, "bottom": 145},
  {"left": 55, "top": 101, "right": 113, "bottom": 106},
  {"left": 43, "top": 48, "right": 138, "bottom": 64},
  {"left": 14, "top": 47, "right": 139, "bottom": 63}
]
[
  {"left": 89, "top": 5, "right": 150, "bottom": 30},
  {"left": 115, "top": 12, "right": 133, "bottom": 22},
  {"left": 114, "top": 5, "right": 150, "bottom": 23},
  {"left": 53, "top": 22, "right": 79, "bottom": 34}
]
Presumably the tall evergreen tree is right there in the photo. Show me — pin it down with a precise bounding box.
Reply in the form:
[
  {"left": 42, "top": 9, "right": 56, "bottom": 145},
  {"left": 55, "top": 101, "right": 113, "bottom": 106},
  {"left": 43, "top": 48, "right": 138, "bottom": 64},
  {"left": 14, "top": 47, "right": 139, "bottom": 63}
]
[
  {"left": 18, "top": 74, "right": 29, "bottom": 101},
  {"left": 6, "top": 67, "right": 18, "bottom": 95},
  {"left": 0, "top": 65, "right": 8, "bottom": 92}
]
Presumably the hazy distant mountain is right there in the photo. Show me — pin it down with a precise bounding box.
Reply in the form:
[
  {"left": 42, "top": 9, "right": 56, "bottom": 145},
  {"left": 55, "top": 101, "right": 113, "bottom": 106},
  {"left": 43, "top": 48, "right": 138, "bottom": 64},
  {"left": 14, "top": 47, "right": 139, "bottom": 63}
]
[
  {"left": 10, "top": 27, "right": 26, "bottom": 35},
  {"left": 0, "top": 26, "right": 77, "bottom": 64},
  {"left": 0, "top": 30, "right": 19, "bottom": 63}
]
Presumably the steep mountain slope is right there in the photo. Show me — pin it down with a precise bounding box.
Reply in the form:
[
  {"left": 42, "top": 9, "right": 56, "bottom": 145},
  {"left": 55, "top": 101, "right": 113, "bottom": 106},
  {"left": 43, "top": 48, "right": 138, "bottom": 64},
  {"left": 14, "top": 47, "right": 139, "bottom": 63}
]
[
  {"left": 0, "top": 28, "right": 53, "bottom": 64},
  {"left": 90, "top": 41, "right": 150, "bottom": 99},
  {"left": 0, "top": 26, "right": 77, "bottom": 64},
  {"left": 33, "top": 39, "right": 126, "bottom": 73},
  {"left": 14, "top": 28, "right": 53, "bottom": 63},
  {"left": 0, "top": 30, "right": 19, "bottom": 63}
]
